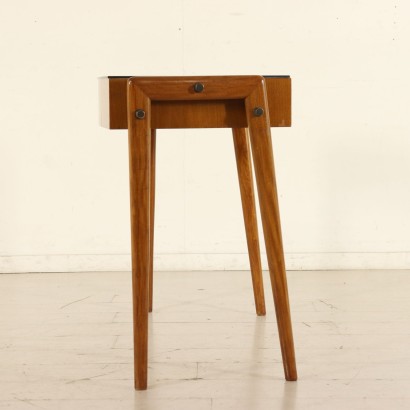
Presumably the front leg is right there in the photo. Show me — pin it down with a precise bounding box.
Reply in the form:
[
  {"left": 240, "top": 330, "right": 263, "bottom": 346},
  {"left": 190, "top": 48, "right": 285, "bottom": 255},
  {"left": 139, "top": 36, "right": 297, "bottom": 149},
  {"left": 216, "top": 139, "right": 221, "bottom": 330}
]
[
  {"left": 245, "top": 78, "right": 297, "bottom": 381},
  {"left": 127, "top": 80, "right": 151, "bottom": 390}
]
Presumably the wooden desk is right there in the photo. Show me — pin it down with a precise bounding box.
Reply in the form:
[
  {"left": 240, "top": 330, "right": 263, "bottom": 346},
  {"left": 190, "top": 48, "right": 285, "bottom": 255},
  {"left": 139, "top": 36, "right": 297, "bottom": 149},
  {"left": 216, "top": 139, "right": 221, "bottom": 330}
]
[
  {"left": 99, "top": 75, "right": 296, "bottom": 390},
  {"left": 99, "top": 75, "right": 291, "bottom": 129}
]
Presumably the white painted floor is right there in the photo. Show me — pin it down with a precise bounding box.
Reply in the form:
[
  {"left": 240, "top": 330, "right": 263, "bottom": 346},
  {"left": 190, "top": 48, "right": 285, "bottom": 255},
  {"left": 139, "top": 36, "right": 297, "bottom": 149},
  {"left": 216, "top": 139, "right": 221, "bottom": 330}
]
[{"left": 1, "top": 270, "right": 410, "bottom": 409}]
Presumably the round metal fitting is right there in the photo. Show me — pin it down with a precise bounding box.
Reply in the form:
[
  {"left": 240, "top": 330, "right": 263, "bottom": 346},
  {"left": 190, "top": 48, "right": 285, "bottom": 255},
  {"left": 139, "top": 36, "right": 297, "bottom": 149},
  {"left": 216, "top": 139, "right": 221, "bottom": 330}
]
[
  {"left": 253, "top": 107, "right": 264, "bottom": 117},
  {"left": 193, "top": 82, "right": 204, "bottom": 93},
  {"left": 135, "top": 109, "right": 146, "bottom": 119}
]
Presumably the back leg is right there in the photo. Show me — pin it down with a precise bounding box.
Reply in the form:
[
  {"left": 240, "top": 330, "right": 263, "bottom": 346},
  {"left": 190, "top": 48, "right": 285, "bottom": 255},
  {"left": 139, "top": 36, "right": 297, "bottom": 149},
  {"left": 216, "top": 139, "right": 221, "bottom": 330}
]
[{"left": 233, "top": 127, "right": 266, "bottom": 316}]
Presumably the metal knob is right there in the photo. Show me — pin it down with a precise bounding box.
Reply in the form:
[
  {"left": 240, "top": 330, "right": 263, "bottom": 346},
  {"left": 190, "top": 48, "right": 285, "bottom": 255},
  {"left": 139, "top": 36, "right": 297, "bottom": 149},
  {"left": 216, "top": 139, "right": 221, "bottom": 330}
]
[
  {"left": 135, "top": 109, "right": 146, "bottom": 119},
  {"left": 253, "top": 107, "right": 264, "bottom": 117},
  {"left": 193, "top": 82, "right": 204, "bottom": 93}
]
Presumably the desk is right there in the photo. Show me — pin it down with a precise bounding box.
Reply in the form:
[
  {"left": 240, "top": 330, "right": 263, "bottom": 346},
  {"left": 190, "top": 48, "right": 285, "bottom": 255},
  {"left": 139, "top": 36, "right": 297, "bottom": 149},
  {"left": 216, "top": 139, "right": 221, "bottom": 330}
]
[{"left": 99, "top": 75, "right": 296, "bottom": 390}]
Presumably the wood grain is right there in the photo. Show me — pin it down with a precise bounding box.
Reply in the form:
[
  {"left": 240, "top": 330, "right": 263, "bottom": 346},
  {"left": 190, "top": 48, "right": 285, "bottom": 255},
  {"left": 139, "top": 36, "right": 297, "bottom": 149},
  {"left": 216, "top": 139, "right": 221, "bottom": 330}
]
[
  {"left": 244, "top": 77, "right": 297, "bottom": 381},
  {"left": 149, "top": 129, "right": 156, "bottom": 313},
  {"left": 124, "top": 75, "right": 296, "bottom": 389},
  {"left": 232, "top": 128, "right": 266, "bottom": 316},
  {"left": 100, "top": 76, "right": 291, "bottom": 129},
  {"left": 127, "top": 80, "right": 151, "bottom": 390}
]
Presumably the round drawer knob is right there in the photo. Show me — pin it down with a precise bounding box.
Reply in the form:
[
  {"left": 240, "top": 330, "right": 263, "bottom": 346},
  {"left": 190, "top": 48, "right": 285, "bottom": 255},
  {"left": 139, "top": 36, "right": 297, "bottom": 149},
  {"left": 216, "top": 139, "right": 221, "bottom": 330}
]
[{"left": 193, "top": 82, "right": 204, "bottom": 93}]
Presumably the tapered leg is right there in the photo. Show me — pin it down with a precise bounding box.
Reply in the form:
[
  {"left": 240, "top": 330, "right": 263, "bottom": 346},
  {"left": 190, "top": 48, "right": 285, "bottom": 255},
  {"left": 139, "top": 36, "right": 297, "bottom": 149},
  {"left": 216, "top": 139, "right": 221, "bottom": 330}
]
[
  {"left": 245, "top": 80, "right": 297, "bottom": 381},
  {"left": 149, "top": 129, "right": 156, "bottom": 313},
  {"left": 127, "top": 82, "right": 151, "bottom": 390},
  {"left": 232, "top": 127, "right": 266, "bottom": 316}
]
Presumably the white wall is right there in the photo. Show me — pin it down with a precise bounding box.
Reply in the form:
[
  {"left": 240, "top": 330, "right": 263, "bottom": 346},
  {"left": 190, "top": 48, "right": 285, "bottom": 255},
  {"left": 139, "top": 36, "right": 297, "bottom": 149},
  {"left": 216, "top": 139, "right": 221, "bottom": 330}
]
[{"left": 1, "top": 0, "right": 410, "bottom": 273}]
